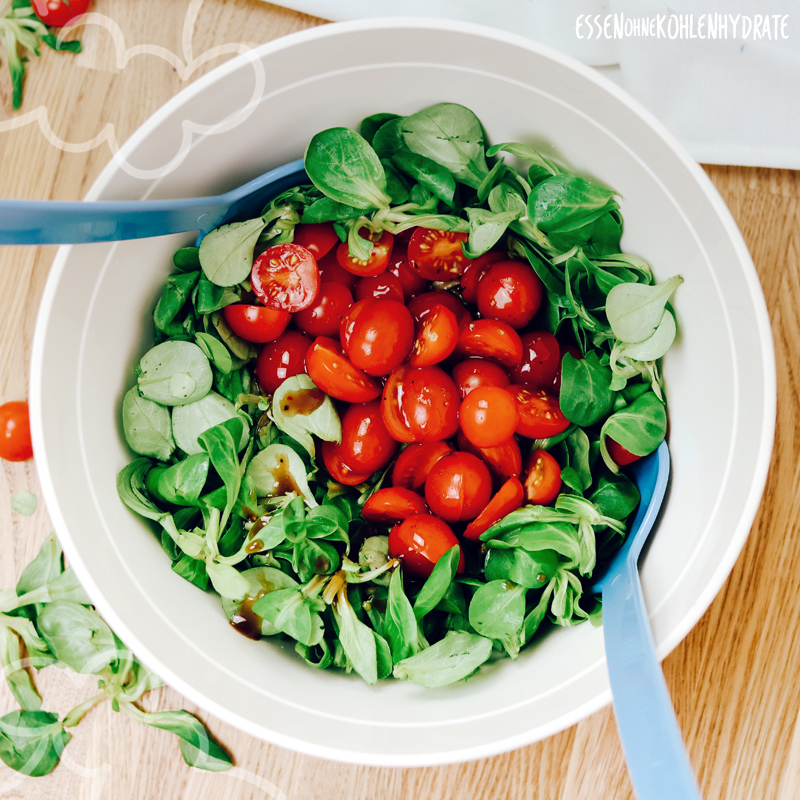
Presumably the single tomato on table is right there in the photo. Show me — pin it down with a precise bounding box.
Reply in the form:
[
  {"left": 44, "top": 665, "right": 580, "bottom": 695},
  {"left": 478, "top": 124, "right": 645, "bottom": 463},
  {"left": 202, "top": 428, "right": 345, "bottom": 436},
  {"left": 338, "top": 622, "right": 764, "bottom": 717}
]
[
  {"left": 293, "top": 282, "right": 353, "bottom": 338},
  {"left": 0, "top": 402, "right": 33, "bottom": 462},
  {"left": 32, "top": 0, "right": 89, "bottom": 26},
  {"left": 425, "top": 451, "right": 493, "bottom": 523},
  {"left": 222, "top": 304, "right": 290, "bottom": 343},
  {"left": 305, "top": 337, "right": 381, "bottom": 403},
  {"left": 340, "top": 298, "right": 414, "bottom": 376},
  {"left": 254, "top": 331, "right": 312, "bottom": 393},
  {"left": 408, "top": 228, "right": 471, "bottom": 280},
  {"left": 388, "top": 513, "right": 465, "bottom": 578},
  {"left": 251, "top": 243, "right": 320, "bottom": 312},
  {"left": 337, "top": 229, "right": 394, "bottom": 277}
]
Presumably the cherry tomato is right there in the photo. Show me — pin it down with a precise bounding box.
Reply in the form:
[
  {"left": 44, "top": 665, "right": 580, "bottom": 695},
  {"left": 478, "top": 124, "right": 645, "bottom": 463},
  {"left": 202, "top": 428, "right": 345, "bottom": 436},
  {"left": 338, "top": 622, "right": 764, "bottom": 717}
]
[
  {"left": 456, "top": 320, "right": 523, "bottom": 369},
  {"left": 221, "top": 304, "right": 290, "bottom": 344},
  {"left": 451, "top": 358, "right": 510, "bottom": 399},
  {"left": 362, "top": 487, "right": 428, "bottom": 524},
  {"left": 408, "top": 304, "right": 459, "bottom": 367},
  {"left": 459, "top": 386, "right": 519, "bottom": 448},
  {"left": 251, "top": 243, "right": 320, "bottom": 313},
  {"left": 523, "top": 449, "right": 562, "bottom": 505},
  {"left": 391, "top": 441, "right": 454, "bottom": 491},
  {"left": 388, "top": 248, "right": 428, "bottom": 298},
  {"left": 0, "top": 402, "right": 33, "bottom": 462},
  {"left": 355, "top": 272, "right": 404, "bottom": 304},
  {"left": 321, "top": 441, "right": 373, "bottom": 486},
  {"left": 337, "top": 229, "right": 394, "bottom": 277},
  {"left": 305, "top": 337, "right": 381, "bottom": 403},
  {"left": 508, "top": 385, "right": 571, "bottom": 439},
  {"left": 326, "top": 400, "right": 398, "bottom": 476},
  {"left": 607, "top": 438, "right": 643, "bottom": 466},
  {"left": 32, "top": 0, "right": 89, "bottom": 27},
  {"left": 293, "top": 282, "right": 353, "bottom": 339},
  {"left": 463, "top": 477, "right": 524, "bottom": 541},
  {"left": 381, "top": 366, "right": 460, "bottom": 443},
  {"left": 388, "top": 514, "right": 464, "bottom": 578},
  {"left": 316, "top": 250, "right": 359, "bottom": 291},
  {"left": 408, "top": 228, "right": 471, "bottom": 280},
  {"left": 457, "top": 430, "right": 522, "bottom": 487},
  {"left": 292, "top": 222, "right": 339, "bottom": 260},
  {"left": 511, "top": 331, "right": 561, "bottom": 388},
  {"left": 340, "top": 298, "right": 414, "bottom": 377},
  {"left": 476, "top": 260, "right": 543, "bottom": 329},
  {"left": 552, "top": 344, "right": 583, "bottom": 395},
  {"left": 425, "top": 452, "right": 493, "bottom": 522},
  {"left": 407, "top": 290, "right": 471, "bottom": 329},
  {"left": 254, "top": 331, "right": 312, "bottom": 393},
  {"left": 460, "top": 250, "right": 506, "bottom": 304}
]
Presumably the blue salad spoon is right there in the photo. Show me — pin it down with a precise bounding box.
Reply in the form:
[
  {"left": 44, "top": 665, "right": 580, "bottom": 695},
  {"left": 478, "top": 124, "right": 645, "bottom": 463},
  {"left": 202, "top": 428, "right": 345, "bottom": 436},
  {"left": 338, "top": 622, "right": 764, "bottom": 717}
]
[
  {"left": 0, "top": 159, "right": 308, "bottom": 246},
  {"left": 591, "top": 441, "right": 703, "bottom": 799}
]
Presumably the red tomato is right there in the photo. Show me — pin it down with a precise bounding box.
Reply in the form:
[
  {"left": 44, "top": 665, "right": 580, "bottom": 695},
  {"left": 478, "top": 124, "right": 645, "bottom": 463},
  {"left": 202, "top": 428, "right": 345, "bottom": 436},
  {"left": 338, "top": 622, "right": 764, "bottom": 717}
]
[
  {"left": 362, "top": 487, "right": 428, "bottom": 524},
  {"left": 456, "top": 320, "right": 523, "bottom": 369},
  {"left": 523, "top": 449, "right": 562, "bottom": 505},
  {"left": 451, "top": 358, "right": 510, "bottom": 400},
  {"left": 508, "top": 385, "right": 571, "bottom": 439},
  {"left": 0, "top": 402, "right": 33, "bottom": 462},
  {"left": 463, "top": 477, "right": 524, "bottom": 541},
  {"left": 389, "top": 514, "right": 465, "bottom": 578},
  {"left": 425, "top": 452, "right": 493, "bottom": 523},
  {"left": 292, "top": 222, "right": 339, "bottom": 260},
  {"left": 388, "top": 248, "right": 428, "bottom": 298},
  {"left": 221, "top": 304, "right": 290, "bottom": 344},
  {"left": 381, "top": 366, "right": 460, "bottom": 443},
  {"left": 512, "top": 331, "right": 561, "bottom": 388},
  {"left": 408, "top": 304, "right": 459, "bottom": 367},
  {"left": 460, "top": 250, "right": 506, "bottom": 304},
  {"left": 476, "top": 260, "right": 543, "bottom": 329},
  {"left": 251, "top": 243, "right": 320, "bottom": 313},
  {"left": 459, "top": 386, "right": 519, "bottom": 448},
  {"left": 607, "top": 438, "right": 642, "bottom": 466},
  {"left": 552, "top": 344, "right": 583, "bottom": 395},
  {"left": 457, "top": 430, "right": 522, "bottom": 487},
  {"left": 321, "top": 441, "right": 373, "bottom": 486},
  {"left": 355, "top": 273, "right": 404, "bottom": 304},
  {"left": 305, "top": 337, "right": 382, "bottom": 403},
  {"left": 337, "top": 229, "right": 394, "bottom": 277},
  {"left": 391, "top": 441, "right": 454, "bottom": 491},
  {"left": 326, "top": 400, "right": 398, "bottom": 476},
  {"left": 316, "top": 250, "right": 359, "bottom": 291},
  {"left": 407, "top": 290, "right": 471, "bottom": 329},
  {"left": 340, "top": 298, "right": 414, "bottom": 377},
  {"left": 408, "top": 228, "right": 471, "bottom": 280},
  {"left": 254, "top": 331, "right": 312, "bottom": 393},
  {"left": 32, "top": 0, "right": 89, "bottom": 27},
  {"left": 293, "top": 282, "right": 353, "bottom": 338}
]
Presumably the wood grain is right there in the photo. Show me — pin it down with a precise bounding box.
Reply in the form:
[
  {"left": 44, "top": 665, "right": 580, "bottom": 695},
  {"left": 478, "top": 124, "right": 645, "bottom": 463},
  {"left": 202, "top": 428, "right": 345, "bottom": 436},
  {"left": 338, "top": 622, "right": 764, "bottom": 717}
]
[{"left": 1, "top": 2, "right": 798, "bottom": 797}]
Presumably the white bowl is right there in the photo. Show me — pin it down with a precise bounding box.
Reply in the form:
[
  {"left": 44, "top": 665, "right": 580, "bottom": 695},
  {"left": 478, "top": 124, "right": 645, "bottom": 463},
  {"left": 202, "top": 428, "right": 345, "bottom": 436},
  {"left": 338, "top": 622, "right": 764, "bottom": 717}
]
[{"left": 30, "top": 19, "right": 775, "bottom": 766}]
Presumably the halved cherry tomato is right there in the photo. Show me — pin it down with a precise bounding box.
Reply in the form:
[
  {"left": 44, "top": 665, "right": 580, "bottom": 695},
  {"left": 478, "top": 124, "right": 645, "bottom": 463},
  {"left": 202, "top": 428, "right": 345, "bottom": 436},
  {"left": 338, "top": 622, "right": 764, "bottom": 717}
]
[
  {"left": 305, "top": 337, "right": 382, "bottom": 403},
  {"left": 388, "top": 247, "right": 428, "bottom": 298},
  {"left": 222, "top": 304, "right": 290, "bottom": 344},
  {"left": 32, "top": 0, "right": 89, "bottom": 27},
  {"left": 292, "top": 222, "right": 339, "bottom": 260},
  {"left": 408, "top": 228, "right": 471, "bottom": 280},
  {"left": 607, "top": 438, "right": 642, "bottom": 466},
  {"left": 425, "top": 452, "right": 493, "bottom": 522},
  {"left": 321, "top": 441, "right": 373, "bottom": 486},
  {"left": 0, "top": 402, "right": 33, "bottom": 462},
  {"left": 392, "top": 441, "right": 454, "bottom": 491},
  {"left": 508, "top": 385, "right": 571, "bottom": 439},
  {"left": 451, "top": 358, "right": 510, "bottom": 399},
  {"left": 463, "top": 477, "right": 524, "bottom": 541},
  {"left": 355, "top": 273, "right": 404, "bottom": 304},
  {"left": 293, "top": 282, "right": 353, "bottom": 339},
  {"left": 254, "top": 331, "right": 312, "bottom": 393},
  {"left": 523, "top": 449, "right": 562, "bottom": 505},
  {"left": 340, "top": 298, "right": 414, "bottom": 376},
  {"left": 407, "top": 290, "right": 472, "bottom": 329},
  {"left": 388, "top": 514, "right": 464, "bottom": 578},
  {"left": 362, "top": 487, "right": 428, "bottom": 524},
  {"left": 552, "top": 344, "right": 583, "bottom": 395},
  {"left": 459, "top": 386, "right": 519, "bottom": 448},
  {"left": 316, "top": 250, "right": 359, "bottom": 291},
  {"left": 337, "top": 229, "right": 394, "bottom": 277},
  {"left": 251, "top": 243, "right": 320, "bottom": 313},
  {"left": 381, "top": 366, "right": 460, "bottom": 442},
  {"left": 477, "top": 260, "right": 543, "bottom": 329},
  {"left": 456, "top": 320, "right": 523, "bottom": 369},
  {"left": 325, "top": 400, "right": 398, "bottom": 476},
  {"left": 512, "top": 331, "right": 561, "bottom": 388},
  {"left": 457, "top": 430, "right": 522, "bottom": 487},
  {"left": 408, "top": 304, "right": 459, "bottom": 367},
  {"left": 460, "top": 250, "right": 506, "bottom": 304}
]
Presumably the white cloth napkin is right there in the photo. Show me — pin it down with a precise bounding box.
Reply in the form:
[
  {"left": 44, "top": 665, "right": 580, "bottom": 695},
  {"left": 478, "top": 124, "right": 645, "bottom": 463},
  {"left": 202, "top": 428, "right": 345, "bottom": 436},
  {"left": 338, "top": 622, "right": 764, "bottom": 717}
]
[{"left": 262, "top": 0, "right": 800, "bottom": 169}]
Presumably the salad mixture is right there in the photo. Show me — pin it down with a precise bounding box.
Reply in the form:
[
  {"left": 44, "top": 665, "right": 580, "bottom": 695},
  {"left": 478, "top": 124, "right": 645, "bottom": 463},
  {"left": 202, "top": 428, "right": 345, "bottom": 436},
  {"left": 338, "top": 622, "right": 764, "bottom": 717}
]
[{"left": 117, "top": 103, "right": 681, "bottom": 688}]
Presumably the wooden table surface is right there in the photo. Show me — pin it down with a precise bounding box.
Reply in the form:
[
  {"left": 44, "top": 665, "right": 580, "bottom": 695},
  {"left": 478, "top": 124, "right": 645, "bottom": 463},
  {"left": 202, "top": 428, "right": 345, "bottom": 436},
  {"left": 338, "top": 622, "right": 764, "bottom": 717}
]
[{"left": 1, "top": 2, "right": 799, "bottom": 797}]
